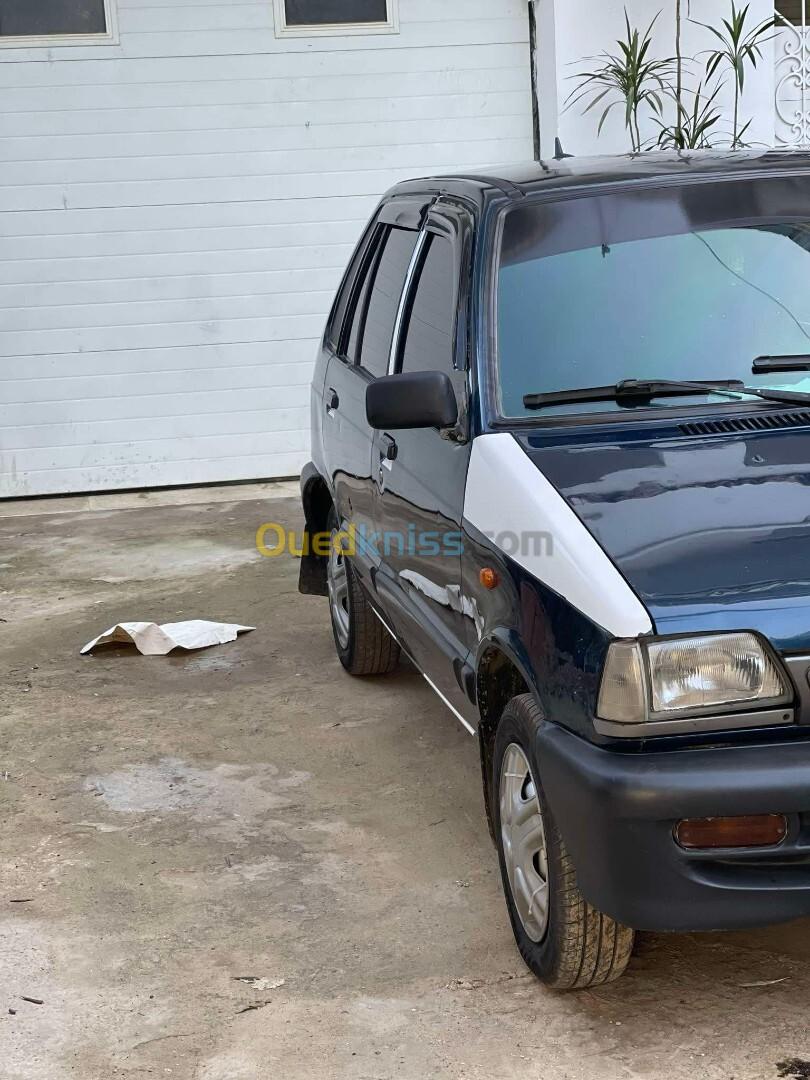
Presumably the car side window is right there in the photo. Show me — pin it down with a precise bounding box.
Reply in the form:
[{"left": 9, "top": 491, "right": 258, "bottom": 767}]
[
  {"left": 354, "top": 226, "right": 419, "bottom": 377},
  {"left": 325, "top": 218, "right": 378, "bottom": 353},
  {"left": 398, "top": 233, "right": 457, "bottom": 375},
  {"left": 343, "top": 229, "right": 382, "bottom": 365}
]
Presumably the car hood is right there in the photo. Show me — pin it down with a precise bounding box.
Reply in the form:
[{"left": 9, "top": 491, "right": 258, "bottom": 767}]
[{"left": 519, "top": 422, "right": 810, "bottom": 653}]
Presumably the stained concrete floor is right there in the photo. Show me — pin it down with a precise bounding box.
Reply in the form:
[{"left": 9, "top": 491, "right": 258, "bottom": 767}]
[{"left": 2, "top": 488, "right": 810, "bottom": 1080}]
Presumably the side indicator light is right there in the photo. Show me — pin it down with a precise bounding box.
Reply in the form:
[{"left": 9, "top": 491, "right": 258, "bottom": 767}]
[
  {"left": 479, "top": 567, "right": 500, "bottom": 590},
  {"left": 675, "top": 814, "right": 788, "bottom": 850}
]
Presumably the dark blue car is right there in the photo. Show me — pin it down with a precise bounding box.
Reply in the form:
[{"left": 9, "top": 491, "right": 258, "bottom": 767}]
[{"left": 299, "top": 150, "right": 810, "bottom": 987}]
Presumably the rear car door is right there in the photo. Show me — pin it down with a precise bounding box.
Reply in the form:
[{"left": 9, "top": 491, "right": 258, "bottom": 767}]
[
  {"left": 321, "top": 203, "right": 422, "bottom": 580},
  {"left": 371, "top": 200, "right": 477, "bottom": 723}
]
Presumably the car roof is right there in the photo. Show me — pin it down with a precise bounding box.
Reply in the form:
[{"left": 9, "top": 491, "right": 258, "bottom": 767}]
[{"left": 390, "top": 149, "right": 810, "bottom": 203}]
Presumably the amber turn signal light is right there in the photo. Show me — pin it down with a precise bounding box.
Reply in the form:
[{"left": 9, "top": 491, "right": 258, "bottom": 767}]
[
  {"left": 479, "top": 567, "right": 500, "bottom": 590},
  {"left": 675, "top": 814, "right": 787, "bottom": 850}
]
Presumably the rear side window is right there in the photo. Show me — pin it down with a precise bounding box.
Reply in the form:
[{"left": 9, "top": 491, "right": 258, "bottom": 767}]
[
  {"left": 324, "top": 220, "right": 376, "bottom": 353},
  {"left": 345, "top": 241, "right": 378, "bottom": 364},
  {"left": 356, "top": 226, "right": 419, "bottom": 377},
  {"left": 399, "top": 234, "right": 457, "bottom": 375}
]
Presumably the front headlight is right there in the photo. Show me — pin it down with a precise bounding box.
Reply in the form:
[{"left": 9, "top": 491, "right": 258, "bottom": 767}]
[{"left": 597, "top": 632, "right": 792, "bottom": 733}]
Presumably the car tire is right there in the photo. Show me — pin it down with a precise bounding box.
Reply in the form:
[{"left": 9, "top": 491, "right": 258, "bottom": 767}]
[
  {"left": 326, "top": 507, "right": 400, "bottom": 676},
  {"left": 493, "top": 693, "right": 635, "bottom": 989}
]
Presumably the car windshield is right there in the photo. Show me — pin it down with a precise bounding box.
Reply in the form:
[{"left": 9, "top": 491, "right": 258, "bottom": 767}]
[{"left": 495, "top": 175, "right": 810, "bottom": 417}]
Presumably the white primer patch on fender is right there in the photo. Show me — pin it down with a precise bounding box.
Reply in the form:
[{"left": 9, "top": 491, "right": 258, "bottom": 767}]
[{"left": 463, "top": 433, "right": 653, "bottom": 638}]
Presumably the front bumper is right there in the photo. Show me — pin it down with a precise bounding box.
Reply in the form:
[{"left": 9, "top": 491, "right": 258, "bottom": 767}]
[{"left": 537, "top": 722, "right": 810, "bottom": 932}]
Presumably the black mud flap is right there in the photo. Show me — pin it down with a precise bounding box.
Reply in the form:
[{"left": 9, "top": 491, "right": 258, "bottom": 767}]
[
  {"left": 298, "top": 539, "right": 328, "bottom": 596},
  {"left": 298, "top": 464, "right": 331, "bottom": 597}
]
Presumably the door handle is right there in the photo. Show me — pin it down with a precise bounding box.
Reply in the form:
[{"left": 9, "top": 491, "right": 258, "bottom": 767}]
[
  {"left": 376, "top": 434, "right": 397, "bottom": 491},
  {"left": 326, "top": 388, "right": 339, "bottom": 415},
  {"left": 380, "top": 434, "right": 397, "bottom": 463}
]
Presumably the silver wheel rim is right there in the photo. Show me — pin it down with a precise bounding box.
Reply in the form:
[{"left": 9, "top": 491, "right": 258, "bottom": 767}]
[
  {"left": 499, "top": 743, "right": 549, "bottom": 943},
  {"left": 327, "top": 527, "right": 350, "bottom": 649}
]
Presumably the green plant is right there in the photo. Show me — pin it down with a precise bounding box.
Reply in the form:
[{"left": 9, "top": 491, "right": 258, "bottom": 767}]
[
  {"left": 654, "top": 80, "right": 722, "bottom": 148},
  {"left": 673, "top": 0, "right": 698, "bottom": 146},
  {"left": 675, "top": 0, "right": 685, "bottom": 145},
  {"left": 566, "top": 10, "right": 675, "bottom": 152},
  {"left": 695, "top": 1, "right": 776, "bottom": 147}
]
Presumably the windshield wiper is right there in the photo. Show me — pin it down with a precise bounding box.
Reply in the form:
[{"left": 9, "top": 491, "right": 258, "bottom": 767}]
[
  {"left": 523, "top": 378, "right": 810, "bottom": 410},
  {"left": 753, "top": 354, "right": 810, "bottom": 373}
]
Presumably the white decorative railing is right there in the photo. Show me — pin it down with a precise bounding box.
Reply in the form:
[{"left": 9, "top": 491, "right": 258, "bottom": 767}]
[{"left": 775, "top": 6, "right": 810, "bottom": 148}]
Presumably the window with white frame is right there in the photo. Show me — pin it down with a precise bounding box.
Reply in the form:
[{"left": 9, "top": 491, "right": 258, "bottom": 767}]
[
  {"left": 0, "top": 0, "right": 118, "bottom": 46},
  {"left": 273, "top": 0, "right": 398, "bottom": 37}
]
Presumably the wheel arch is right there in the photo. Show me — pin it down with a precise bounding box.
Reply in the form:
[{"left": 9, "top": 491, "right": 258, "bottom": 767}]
[{"left": 475, "top": 632, "right": 537, "bottom": 843}]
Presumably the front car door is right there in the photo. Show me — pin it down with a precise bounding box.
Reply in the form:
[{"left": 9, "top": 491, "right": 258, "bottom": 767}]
[
  {"left": 321, "top": 201, "right": 423, "bottom": 584},
  {"left": 371, "top": 199, "right": 477, "bottom": 726}
]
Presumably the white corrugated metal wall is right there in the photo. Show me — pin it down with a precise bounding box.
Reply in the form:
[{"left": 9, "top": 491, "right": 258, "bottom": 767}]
[{"left": 0, "top": 0, "right": 535, "bottom": 497}]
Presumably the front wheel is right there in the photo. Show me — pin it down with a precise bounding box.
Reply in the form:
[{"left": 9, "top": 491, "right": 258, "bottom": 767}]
[
  {"left": 326, "top": 508, "right": 399, "bottom": 676},
  {"left": 493, "top": 694, "right": 635, "bottom": 988}
]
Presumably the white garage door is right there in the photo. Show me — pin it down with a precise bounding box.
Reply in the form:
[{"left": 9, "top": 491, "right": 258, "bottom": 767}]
[{"left": 0, "top": 0, "right": 535, "bottom": 497}]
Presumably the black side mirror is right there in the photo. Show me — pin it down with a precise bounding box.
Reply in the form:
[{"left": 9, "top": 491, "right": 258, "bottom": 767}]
[{"left": 366, "top": 370, "right": 458, "bottom": 431}]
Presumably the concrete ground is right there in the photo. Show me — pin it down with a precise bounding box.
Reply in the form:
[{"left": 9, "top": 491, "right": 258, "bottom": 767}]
[{"left": 2, "top": 487, "right": 810, "bottom": 1080}]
